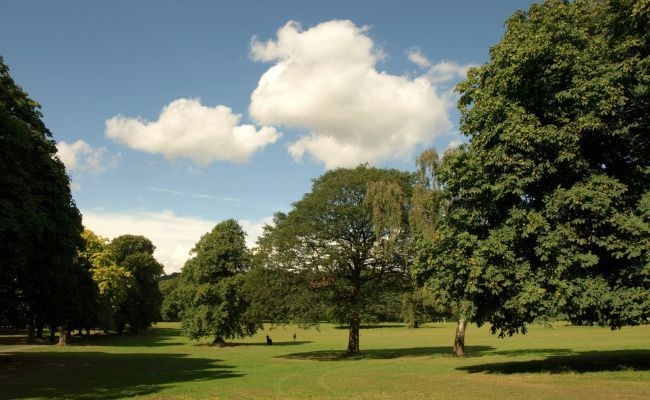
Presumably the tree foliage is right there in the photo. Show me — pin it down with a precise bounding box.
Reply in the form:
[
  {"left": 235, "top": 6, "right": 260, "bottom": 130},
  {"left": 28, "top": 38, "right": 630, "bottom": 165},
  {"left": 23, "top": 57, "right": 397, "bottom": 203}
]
[
  {"left": 255, "top": 165, "right": 413, "bottom": 353},
  {"left": 414, "top": 0, "right": 650, "bottom": 347},
  {"left": 0, "top": 55, "right": 86, "bottom": 341},
  {"left": 176, "top": 219, "right": 257, "bottom": 343},
  {"left": 108, "top": 235, "right": 164, "bottom": 333}
]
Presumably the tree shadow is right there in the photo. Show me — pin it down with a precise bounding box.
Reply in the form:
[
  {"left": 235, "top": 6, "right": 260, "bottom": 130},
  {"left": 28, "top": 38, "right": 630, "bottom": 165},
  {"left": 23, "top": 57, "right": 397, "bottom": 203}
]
[
  {"left": 458, "top": 350, "right": 650, "bottom": 374},
  {"left": 0, "top": 328, "right": 183, "bottom": 348},
  {"left": 0, "top": 351, "right": 242, "bottom": 399},
  {"left": 78, "top": 328, "right": 184, "bottom": 348},
  {"left": 221, "top": 341, "right": 313, "bottom": 347},
  {"left": 278, "top": 345, "right": 494, "bottom": 361},
  {"left": 487, "top": 348, "right": 575, "bottom": 357},
  {"left": 333, "top": 324, "right": 406, "bottom": 329}
]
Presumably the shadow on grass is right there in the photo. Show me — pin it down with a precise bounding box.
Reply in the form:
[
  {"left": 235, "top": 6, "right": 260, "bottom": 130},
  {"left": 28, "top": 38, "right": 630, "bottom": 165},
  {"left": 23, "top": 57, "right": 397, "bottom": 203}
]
[
  {"left": 220, "top": 341, "right": 313, "bottom": 347},
  {"left": 334, "top": 324, "right": 406, "bottom": 329},
  {"left": 458, "top": 349, "right": 650, "bottom": 374},
  {"left": 0, "top": 327, "right": 183, "bottom": 348},
  {"left": 82, "top": 328, "right": 184, "bottom": 348},
  {"left": 278, "top": 345, "right": 494, "bottom": 361},
  {"left": 0, "top": 351, "right": 241, "bottom": 399}
]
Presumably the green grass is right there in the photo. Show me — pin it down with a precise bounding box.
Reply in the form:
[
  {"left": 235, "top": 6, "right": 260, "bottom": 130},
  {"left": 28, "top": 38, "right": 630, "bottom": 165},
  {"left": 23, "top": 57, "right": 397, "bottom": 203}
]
[{"left": 1, "top": 321, "right": 650, "bottom": 399}]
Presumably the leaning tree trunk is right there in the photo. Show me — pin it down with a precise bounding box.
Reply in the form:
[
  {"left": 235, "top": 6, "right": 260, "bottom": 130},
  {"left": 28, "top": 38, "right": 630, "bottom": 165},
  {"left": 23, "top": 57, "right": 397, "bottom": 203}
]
[
  {"left": 453, "top": 318, "right": 468, "bottom": 357},
  {"left": 347, "top": 313, "right": 361, "bottom": 354}
]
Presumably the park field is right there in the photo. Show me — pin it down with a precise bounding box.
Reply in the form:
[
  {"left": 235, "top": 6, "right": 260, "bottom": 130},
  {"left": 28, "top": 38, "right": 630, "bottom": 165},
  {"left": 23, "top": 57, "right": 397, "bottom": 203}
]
[{"left": 1, "top": 321, "right": 649, "bottom": 399}]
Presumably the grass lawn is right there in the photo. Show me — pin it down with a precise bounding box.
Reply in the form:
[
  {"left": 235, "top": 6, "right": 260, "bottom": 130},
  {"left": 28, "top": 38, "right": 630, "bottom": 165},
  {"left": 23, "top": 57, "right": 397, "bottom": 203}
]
[{"left": 1, "top": 321, "right": 649, "bottom": 399}]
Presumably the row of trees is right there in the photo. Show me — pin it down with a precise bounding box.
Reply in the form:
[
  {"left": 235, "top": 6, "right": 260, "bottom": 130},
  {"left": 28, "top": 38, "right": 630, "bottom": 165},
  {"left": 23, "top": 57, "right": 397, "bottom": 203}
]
[
  {"left": 165, "top": 0, "right": 649, "bottom": 356},
  {"left": 1, "top": 54, "right": 163, "bottom": 343}
]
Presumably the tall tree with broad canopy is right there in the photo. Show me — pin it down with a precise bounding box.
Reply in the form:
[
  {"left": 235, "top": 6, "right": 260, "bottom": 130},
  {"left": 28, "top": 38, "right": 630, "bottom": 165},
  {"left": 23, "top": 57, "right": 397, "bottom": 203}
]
[
  {"left": 0, "top": 56, "right": 85, "bottom": 342},
  {"left": 108, "top": 235, "right": 164, "bottom": 333},
  {"left": 176, "top": 219, "right": 257, "bottom": 344},
  {"left": 256, "top": 165, "right": 413, "bottom": 354},
  {"left": 415, "top": 0, "right": 650, "bottom": 356}
]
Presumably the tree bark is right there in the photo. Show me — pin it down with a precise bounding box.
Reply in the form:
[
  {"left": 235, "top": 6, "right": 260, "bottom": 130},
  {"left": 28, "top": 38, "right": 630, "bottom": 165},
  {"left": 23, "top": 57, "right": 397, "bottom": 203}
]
[
  {"left": 453, "top": 318, "right": 467, "bottom": 357},
  {"left": 347, "top": 314, "right": 360, "bottom": 354},
  {"left": 36, "top": 322, "right": 44, "bottom": 339},
  {"left": 27, "top": 316, "right": 36, "bottom": 344},
  {"left": 58, "top": 326, "right": 70, "bottom": 346}
]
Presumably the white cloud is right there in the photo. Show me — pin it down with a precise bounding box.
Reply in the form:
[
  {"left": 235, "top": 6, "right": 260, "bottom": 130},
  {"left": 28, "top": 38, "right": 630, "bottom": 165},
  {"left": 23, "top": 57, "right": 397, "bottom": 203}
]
[
  {"left": 425, "top": 61, "right": 474, "bottom": 85},
  {"left": 249, "top": 20, "right": 455, "bottom": 169},
  {"left": 57, "top": 140, "right": 116, "bottom": 174},
  {"left": 82, "top": 209, "right": 270, "bottom": 274},
  {"left": 445, "top": 139, "right": 465, "bottom": 151},
  {"left": 105, "top": 98, "right": 281, "bottom": 166},
  {"left": 407, "top": 48, "right": 431, "bottom": 69}
]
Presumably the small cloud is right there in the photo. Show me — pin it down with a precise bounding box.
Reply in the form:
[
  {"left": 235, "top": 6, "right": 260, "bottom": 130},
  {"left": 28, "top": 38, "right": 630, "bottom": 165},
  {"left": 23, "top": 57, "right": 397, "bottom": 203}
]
[
  {"left": 446, "top": 139, "right": 465, "bottom": 151},
  {"left": 105, "top": 98, "right": 281, "bottom": 166},
  {"left": 57, "top": 140, "right": 117, "bottom": 174},
  {"left": 406, "top": 48, "right": 431, "bottom": 69},
  {"left": 144, "top": 186, "right": 242, "bottom": 202},
  {"left": 425, "top": 61, "right": 474, "bottom": 85}
]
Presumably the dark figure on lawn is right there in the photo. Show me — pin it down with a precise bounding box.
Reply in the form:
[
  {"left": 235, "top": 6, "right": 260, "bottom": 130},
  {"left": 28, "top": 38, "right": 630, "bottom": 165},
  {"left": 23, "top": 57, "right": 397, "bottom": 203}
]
[{"left": 266, "top": 335, "right": 273, "bottom": 345}]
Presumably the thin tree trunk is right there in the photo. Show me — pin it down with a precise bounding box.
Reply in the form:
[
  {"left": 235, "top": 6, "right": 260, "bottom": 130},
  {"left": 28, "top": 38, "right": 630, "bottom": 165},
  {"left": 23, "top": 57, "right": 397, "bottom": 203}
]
[
  {"left": 453, "top": 318, "right": 467, "bottom": 357},
  {"left": 36, "top": 322, "right": 44, "bottom": 339},
  {"left": 49, "top": 327, "right": 57, "bottom": 343},
  {"left": 347, "top": 314, "right": 360, "bottom": 354},
  {"left": 27, "top": 316, "right": 36, "bottom": 344}
]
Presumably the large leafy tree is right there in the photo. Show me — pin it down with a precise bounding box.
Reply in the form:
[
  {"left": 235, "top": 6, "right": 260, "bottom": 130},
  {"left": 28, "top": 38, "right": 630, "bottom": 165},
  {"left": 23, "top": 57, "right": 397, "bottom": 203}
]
[
  {"left": 177, "top": 219, "right": 257, "bottom": 344},
  {"left": 256, "top": 165, "right": 413, "bottom": 354},
  {"left": 0, "top": 56, "right": 85, "bottom": 342},
  {"left": 415, "top": 0, "right": 649, "bottom": 356},
  {"left": 80, "top": 230, "right": 134, "bottom": 331},
  {"left": 108, "top": 235, "right": 164, "bottom": 333}
]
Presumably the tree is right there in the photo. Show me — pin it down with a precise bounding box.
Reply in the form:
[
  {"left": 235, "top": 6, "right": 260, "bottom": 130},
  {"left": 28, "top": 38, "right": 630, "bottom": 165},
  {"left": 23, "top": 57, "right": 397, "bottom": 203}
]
[
  {"left": 256, "top": 165, "right": 413, "bottom": 354},
  {"left": 80, "top": 229, "right": 134, "bottom": 331},
  {"left": 108, "top": 235, "right": 164, "bottom": 333},
  {"left": 415, "top": 0, "right": 650, "bottom": 356},
  {"left": 159, "top": 273, "right": 181, "bottom": 322},
  {"left": 176, "top": 219, "right": 257, "bottom": 344},
  {"left": 0, "top": 55, "right": 85, "bottom": 342}
]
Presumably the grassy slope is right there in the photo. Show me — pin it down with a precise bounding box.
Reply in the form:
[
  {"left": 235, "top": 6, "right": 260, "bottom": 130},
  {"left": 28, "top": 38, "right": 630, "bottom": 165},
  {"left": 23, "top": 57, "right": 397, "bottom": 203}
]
[{"left": 1, "top": 322, "right": 649, "bottom": 399}]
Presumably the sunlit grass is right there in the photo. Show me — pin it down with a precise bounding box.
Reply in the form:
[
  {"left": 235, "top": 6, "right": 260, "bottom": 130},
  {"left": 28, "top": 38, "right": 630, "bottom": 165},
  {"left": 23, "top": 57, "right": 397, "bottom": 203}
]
[{"left": 1, "top": 321, "right": 649, "bottom": 399}]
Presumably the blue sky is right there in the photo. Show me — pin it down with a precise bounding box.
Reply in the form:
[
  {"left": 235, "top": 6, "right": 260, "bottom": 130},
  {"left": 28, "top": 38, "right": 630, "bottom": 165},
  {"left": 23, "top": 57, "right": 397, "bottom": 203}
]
[{"left": 1, "top": 0, "right": 535, "bottom": 273}]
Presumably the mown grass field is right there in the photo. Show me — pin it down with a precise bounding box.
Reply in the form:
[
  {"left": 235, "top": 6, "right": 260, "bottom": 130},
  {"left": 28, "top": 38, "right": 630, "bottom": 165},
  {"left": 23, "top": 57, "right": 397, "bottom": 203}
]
[{"left": 1, "top": 321, "right": 649, "bottom": 399}]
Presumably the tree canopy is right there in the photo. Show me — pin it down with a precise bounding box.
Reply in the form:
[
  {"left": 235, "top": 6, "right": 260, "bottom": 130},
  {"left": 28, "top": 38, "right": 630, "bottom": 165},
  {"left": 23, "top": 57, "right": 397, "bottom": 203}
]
[
  {"left": 256, "top": 165, "right": 414, "bottom": 353},
  {"left": 0, "top": 55, "right": 86, "bottom": 342},
  {"left": 414, "top": 0, "right": 650, "bottom": 354},
  {"left": 176, "top": 219, "right": 257, "bottom": 343},
  {"left": 108, "top": 235, "right": 164, "bottom": 333}
]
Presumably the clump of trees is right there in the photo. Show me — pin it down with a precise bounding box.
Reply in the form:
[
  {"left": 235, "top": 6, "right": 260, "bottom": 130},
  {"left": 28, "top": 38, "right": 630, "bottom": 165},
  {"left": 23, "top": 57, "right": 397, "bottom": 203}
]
[
  {"left": 0, "top": 55, "right": 164, "bottom": 342},
  {"left": 1, "top": 55, "right": 85, "bottom": 343}
]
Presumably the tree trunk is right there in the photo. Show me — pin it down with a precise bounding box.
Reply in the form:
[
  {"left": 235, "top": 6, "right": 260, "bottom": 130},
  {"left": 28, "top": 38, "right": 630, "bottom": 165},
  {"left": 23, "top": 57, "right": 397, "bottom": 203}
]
[
  {"left": 58, "top": 326, "right": 70, "bottom": 346},
  {"left": 36, "top": 322, "right": 44, "bottom": 339},
  {"left": 49, "top": 327, "right": 57, "bottom": 343},
  {"left": 27, "top": 316, "right": 36, "bottom": 344},
  {"left": 453, "top": 318, "right": 467, "bottom": 357},
  {"left": 347, "top": 314, "right": 360, "bottom": 354}
]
